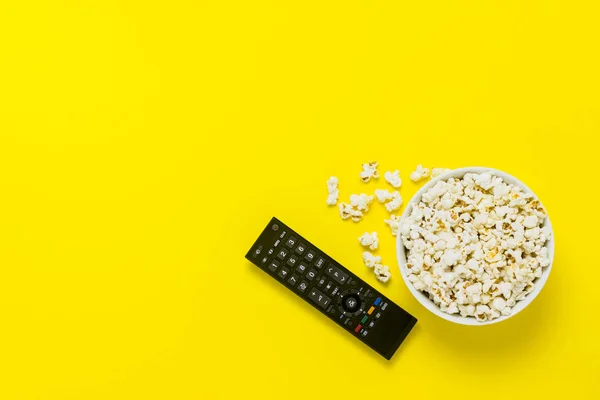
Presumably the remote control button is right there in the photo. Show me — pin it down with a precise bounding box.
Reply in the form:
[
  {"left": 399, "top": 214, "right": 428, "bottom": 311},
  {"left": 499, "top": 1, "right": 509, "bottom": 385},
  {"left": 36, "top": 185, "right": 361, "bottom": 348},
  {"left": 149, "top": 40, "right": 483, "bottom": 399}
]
[
  {"left": 267, "top": 248, "right": 274, "bottom": 255},
  {"left": 306, "top": 269, "right": 317, "bottom": 281},
  {"left": 360, "top": 315, "right": 368, "bottom": 324},
  {"left": 279, "top": 230, "right": 287, "bottom": 239},
  {"left": 345, "top": 318, "right": 353, "bottom": 327},
  {"left": 296, "top": 261, "right": 308, "bottom": 274},
  {"left": 314, "top": 257, "right": 326, "bottom": 269},
  {"left": 286, "top": 254, "right": 299, "bottom": 267},
  {"left": 325, "top": 264, "right": 349, "bottom": 285},
  {"left": 304, "top": 249, "right": 316, "bottom": 262},
  {"left": 342, "top": 294, "right": 361, "bottom": 313},
  {"left": 374, "top": 312, "right": 382, "bottom": 320},
  {"left": 374, "top": 297, "right": 382, "bottom": 306},
  {"left": 261, "top": 256, "right": 269, "bottom": 265},
  {"left": 272, "top": 223, "right": 279, "bottom": 231},
  {"left": 308, "top": 288, "right": 332, "bottom": 309},
  {"left": 354, "top": 324, "right": 362, "bottom": 333},
  {"left": 361, "top": 330, "right": 368, "bottom": 337},
  {"left": 252, "top": 245, "right": 263, "bottom": 258},
  {"left": 316, "top": 277, "right": 326, "bottom": 288},
  {"left": 381, "top": 302, "right": 388, "bottom": 310},
  {"left": 331, "top": 286, "right": 340, "bottom": 296},
  {"left": 325, "top": 280, "right": 333, "bottom": 292},
  {"left": 273, "top": 239, "right": 280, "bottom": 248},
  {"left": 287, "top": 273, "right": 300, "bottom": 287},
  {"left": 367, "top": 306, "right": 375, "bottom": 315},
  {"left": 368, "top": 321, "right": 375, "bottom": 329},
  {"left": 294, "top": 242, "right": 307, "bottom": 256},
  {"left": 277, "top": 267, "right": 290, "bottom": 279},
  {"left": 285, "top": 236, "right": 297, "bottom": 248},
  {"left": 297, "top": 281, "right": 309, "bottom": 294},
  {"left": 268, "top": 260, "right": 280, "bottom": 272},
  {"left": 276, "top": 248, "right": 289, "bottom": 260}
]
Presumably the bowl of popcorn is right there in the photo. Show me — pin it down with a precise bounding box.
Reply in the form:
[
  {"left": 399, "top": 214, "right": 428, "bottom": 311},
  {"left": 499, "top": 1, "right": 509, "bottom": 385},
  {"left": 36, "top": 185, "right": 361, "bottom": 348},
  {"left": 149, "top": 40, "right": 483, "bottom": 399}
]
[{"left": 396, "top": 167, "right": 554, "bottom": 325}]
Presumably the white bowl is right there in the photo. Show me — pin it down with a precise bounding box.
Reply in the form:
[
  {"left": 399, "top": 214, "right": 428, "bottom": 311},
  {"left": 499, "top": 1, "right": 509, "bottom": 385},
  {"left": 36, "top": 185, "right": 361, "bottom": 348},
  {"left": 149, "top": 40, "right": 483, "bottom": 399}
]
[{"left": 396, "top": 167, "right": 554, "bottom": 325}]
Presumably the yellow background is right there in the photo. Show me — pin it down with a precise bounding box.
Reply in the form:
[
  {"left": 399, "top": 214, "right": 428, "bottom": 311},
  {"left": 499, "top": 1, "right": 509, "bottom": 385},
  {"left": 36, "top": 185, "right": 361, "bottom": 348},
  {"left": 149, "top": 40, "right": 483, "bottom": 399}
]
[{"left": 1, "top": 1, "right": 599, "bottom": 399}]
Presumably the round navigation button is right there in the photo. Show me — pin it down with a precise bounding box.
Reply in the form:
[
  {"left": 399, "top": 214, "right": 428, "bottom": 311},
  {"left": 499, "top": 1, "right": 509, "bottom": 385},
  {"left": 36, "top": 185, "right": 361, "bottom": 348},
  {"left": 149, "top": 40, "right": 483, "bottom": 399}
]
[{"left": 342, "top": 294, "right": 361, "bottom": 313}]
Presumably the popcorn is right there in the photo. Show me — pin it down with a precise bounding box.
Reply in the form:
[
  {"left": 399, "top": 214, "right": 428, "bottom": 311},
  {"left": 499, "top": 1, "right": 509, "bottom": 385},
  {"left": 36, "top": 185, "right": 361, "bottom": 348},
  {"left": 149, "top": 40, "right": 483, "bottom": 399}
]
[
  {"left": 410, "top": 164, "right": 430, "bottom": 182},
  {"left": 326, "top": 176, "right": 339, "bottom": 206},
  {"left": 375, "top": 189, "right": 393, "bottom": 203},
  {"left": 401, "top": 172, "right": 551, "bottom": 321},
  {"left": 385, "top": 191, "right": 403, "bottom": 212},
  {"left": 374, "top": 264, "right": 392, "bottom": 283},
  {"left": 523, "top": 215, "right": 538, "bottom": 229},
  {"left": 384, "top": 214, "right": 401, "bottom": 236},
  {"left": 360, "top": 161, "right": 379, "bottom": 182},
  {"left": 339, "top": 202, "right": 361, "bottom": 221},
  {"left": 362, "top": 252, "right": 382, "bottom": 268},
  {"left": 350, "top": 193, "right": 374, "bottom": 211},
  {"left": 384, "top": 170, "right": 402, "bottom": 188},
  {"left": 431, "top": 168, "right": 451, "bottom": 179},
  {"left": 339, "top": 193, "right": 374, "bottom": 222},
  {"left": 358, "top": 232, "right": 379, "bottom": 250}
]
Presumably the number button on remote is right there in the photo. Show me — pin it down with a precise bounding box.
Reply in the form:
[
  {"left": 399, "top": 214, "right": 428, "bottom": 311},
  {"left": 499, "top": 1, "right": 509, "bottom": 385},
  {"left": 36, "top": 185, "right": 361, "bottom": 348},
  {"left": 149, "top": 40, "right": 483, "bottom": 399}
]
[
  {"left": 285, "top": 236, "right": 297, "bottom": 248},
  {"left": 277, "top": 267, "right": 290, "bottom": 280},
  {"left": 294, "top": 243, "right": 307, "bottom": 256},
  {"left": 287, "top": 274, "right": 300, "bottom": 287},
  {"left": 276, "top": 248, "right": 289, "bottom": 260},
  {"left": 286, "top": 254, "right": 299, "bottom": 267},
  {"left": 305, "top": 249, "right": 316, "bottom": 263},
  {"left": 306, "top": 269, "right": 317, "bottom": 281},
  {"left": 296, "top": 261, "right": 308, "bottom": 275},
  {"left": 268, "top": 260, "right": 280, "bottom": 273}
]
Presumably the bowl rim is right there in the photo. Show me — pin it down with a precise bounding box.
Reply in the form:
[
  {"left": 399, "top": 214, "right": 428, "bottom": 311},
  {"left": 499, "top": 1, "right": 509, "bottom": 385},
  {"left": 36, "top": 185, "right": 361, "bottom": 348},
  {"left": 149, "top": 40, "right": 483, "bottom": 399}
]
[{"left": 396, "top": 167, "right": 555, "bottom": 326}]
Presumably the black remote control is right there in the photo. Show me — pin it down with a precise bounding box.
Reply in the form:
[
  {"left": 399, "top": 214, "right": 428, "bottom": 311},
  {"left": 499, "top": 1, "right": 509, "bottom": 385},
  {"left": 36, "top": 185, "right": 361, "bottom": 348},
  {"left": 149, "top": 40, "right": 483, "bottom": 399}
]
[{"left": 245, "top": 217, "right": 417, "bottom": 360}]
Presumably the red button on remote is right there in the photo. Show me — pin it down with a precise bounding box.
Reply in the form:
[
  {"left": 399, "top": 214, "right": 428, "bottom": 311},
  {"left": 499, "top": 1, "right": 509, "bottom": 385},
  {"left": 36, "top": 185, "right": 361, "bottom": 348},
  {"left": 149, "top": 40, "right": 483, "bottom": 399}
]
[{"left": 354, "top": 324, "right": 362, "bottom": 333}]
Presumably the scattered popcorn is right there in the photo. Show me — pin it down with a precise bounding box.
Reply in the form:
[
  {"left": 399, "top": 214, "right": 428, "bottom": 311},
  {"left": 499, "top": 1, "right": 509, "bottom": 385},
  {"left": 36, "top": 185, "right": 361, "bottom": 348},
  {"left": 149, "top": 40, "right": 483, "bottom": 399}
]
[
  {"left": 374, "top": 189, "right": 393, "bottom": 203},
  {"left": 410, "top": 164, "right": 430, "bottom": 182},
  {"left": 401, "top": 172, "right": 552, "bottom": 321},
  {"left": 326, "top": 176, "right": 339, "bottom": 206},
  {"left": 374, "top": 264, "right": 392, "bottom": 283},
  {"left": 338, "top": 193, "right": 374, "bottom": 222},
  {"left": 385, "top": 191, "right": 403, "bottom": 212},
  {"left": 360, "top": 161, "right": 379, "bottom": 182},
  {"left": 431, "top": 168, "right": 451, "bottom": 179},
  {"left": 339, "top": 202, "right": 362, "bottom": 222},
  {"left": 384, "top": 214, "right": 401, "bottom": 236},
  {"left": 384, "top": 170, "right": 402, "bottom": 188},
  {"left": 362, "top": 252, "right": 382, "bottom": 268},
  {"left": 350, "top": 193, "right": 373, "bottom": 211},
  {"left": 358, "top": 232, "right": 379, "bottom": 250}
]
